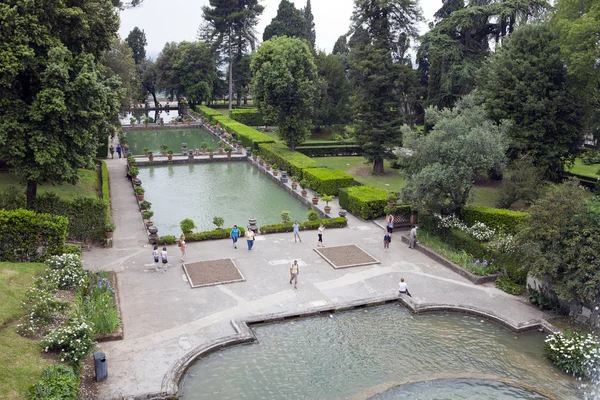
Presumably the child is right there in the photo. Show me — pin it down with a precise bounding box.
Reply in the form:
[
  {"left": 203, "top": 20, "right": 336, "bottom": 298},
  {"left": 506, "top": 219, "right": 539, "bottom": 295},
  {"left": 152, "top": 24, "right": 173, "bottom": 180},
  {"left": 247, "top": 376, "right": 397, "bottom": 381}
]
[
  {"left": 179, "top": 236, "right": 186, "bottom": 261},
  {"left": 152, "top": 245, "right": 160, "bottom": 272},
  {"left": 161, "top": 246, "right": 168, "bottom": 273},
  {"left": 317, "top": 224, "right": 325, "bottom": 247},
  {"left": 383, "top": 231, "right": 391, "bottom": 250}
]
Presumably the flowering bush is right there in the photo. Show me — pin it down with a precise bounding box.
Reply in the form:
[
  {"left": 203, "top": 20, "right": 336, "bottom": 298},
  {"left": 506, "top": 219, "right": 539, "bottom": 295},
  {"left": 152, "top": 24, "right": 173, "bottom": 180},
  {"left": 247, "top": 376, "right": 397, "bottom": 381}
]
[
  {"left": 469, "top": 259, "right": 497, "bottom": 275},
  {"left": 488, "top": 233, "right": 516, "bottom": 253},
  {"left": 17, "top": 287, "right": 69, "bottom": 337},
  {"left": 44, "top": 254, "right": 89, "bottom": 290},
  {"left": 42, "top": 315, "right": 95, "bottom": 365},
  {"left": 83, "top": 274, "right": 120, "bottom": 335},
  {"left": 545, "top": 332, "right": 600, "bottom": 378},
  {"left": 465, "top": 221, "right": 496, "bottom": 241}
]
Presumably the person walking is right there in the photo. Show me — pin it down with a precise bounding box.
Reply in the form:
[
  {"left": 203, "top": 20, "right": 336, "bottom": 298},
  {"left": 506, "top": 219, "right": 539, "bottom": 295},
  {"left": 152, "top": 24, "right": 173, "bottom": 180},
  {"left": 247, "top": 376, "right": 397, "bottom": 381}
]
[
  {"left": 408, "top": 225, "right": 418, "bottom": 249},
  {"left": 109, "top": 144, "right": 115, "bottom": 159},
  {"left": 383, "top": 231, "right": 391, "bottom": 250},
  {"left": 317, "top": 224, "right": 325, "bottom": 247},
  {"left": 161, "top": 246, "right": 168, "bottom": 273},
  {"left": 289, "top": 260, "right": 299, "bottom": 289},
  {"left": 230, "top": 225, "right": 241, "bottom": 249},
  {"left": 293, "top": 221, "right": 301, "bottom": 243},
  {"left": 386, "top": 214, "right": 394, "bottom": 235},
  {"left": 398, "top": 278, "right": 412, "bottom": 297},
  {"left": 116, "top": 144, "right": 122, "bottom": 158},
  {"left": 246, "top": 228, "right": 255, "bottom": 250},
  {"left": 179, "top": 236, "right": 186, "bottom": 261},
  {"left": 152, "top": 245, "right": 160, "bottom": 272}
]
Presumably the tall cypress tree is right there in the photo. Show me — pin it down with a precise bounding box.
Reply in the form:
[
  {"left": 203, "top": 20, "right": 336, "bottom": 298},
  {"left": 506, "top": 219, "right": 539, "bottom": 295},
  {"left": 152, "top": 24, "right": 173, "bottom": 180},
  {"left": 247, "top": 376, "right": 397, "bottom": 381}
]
[{"left": 304, "top": 0, "right": 316, "bottom": 49}]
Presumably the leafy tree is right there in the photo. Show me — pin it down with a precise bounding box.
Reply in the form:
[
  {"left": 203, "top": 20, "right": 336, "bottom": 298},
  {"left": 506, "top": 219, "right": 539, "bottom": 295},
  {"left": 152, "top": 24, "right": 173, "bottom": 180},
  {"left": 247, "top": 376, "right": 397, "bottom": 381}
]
[
  {"left": 125, "top": 27, "right": 147, "bottom": 65},
  {"left": 517, "top": 179, "right": 600, "bottom": 304},
  {"left": 139, "top": 59, "right": 159, "bottom": 109},
  {"left": 478, "top": 23, "right": 583, "bottom": 181},
  {"left": 0, "top": 0, "right": 121, "bottom": 208},
  {"left": 102, "top": 38, "right": 139, "bottom": 111},
  {"left": 303, "top": 0, "right": 316, "bottom": 49},
  {"left": 349, "top": 0, "right": 422, "bottom": 174},
  {"left": 263, "top": 0, "right": 306, "bottom": 42},
  {"left": 251, "top": 36, "right": 318, "bottom": 150},
  {"left": 313, "top": 52, "right": 352, "bottom": 129},
  {"left": 497, "top": 155, "right": 547, "bottom": 209},
  {"left": 401, "top": 94, "right": 508, "bottom": 212},
  {"left": 332, "top": 35, "right": 349, "bottom": 55}
]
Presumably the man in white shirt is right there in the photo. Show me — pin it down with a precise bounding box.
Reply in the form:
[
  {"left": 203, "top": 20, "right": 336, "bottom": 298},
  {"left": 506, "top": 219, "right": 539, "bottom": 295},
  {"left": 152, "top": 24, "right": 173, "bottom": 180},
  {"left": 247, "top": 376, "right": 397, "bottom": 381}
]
[
  {"left": 398, "top": 277, "right": 412, "bottom": 297},
  {"left": 408, "top": 225, "right": 417, "bottom": 249}
]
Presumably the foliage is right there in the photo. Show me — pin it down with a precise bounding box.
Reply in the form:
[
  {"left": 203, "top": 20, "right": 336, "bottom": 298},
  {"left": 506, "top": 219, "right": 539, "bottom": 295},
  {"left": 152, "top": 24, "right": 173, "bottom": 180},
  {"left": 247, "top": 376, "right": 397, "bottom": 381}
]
[
  {"left": 212, "top": 216, "right": 225, "bottom": 229},
  {"left": 251, "top": 36, "right": 318, "bottom": 150},
  {"left": 321, "top": 195, "right": 333, "bottom": 206},
  {"left": 313, "top": 52, "right": 352, "bottom": 128},
  {"left": 160, "top": 227, "right": 246, "bottom": 243},
  {"left": 139, "top": 200, "right": 152, "bottom": 211},
  {"left": 17, "top": 287, "right": 69, "bottom": 338},
  {"left": 42, "top": 314, "right": 95, "bottom": 365},
  {"left": 302, "top": 168, "right": 355, "bottom": 196},
  {"left": 44, "top": 254, "right": 89, "bottom": 291},
  {"left": 495, "top": 276, "right": 524, "bottom": 296},
  {"left": 213, "top": 115, "right": 274, "bottom": 149},
  {"left": 263, "top": 0, "right": 307, "bottom": 42},
  {"left": 497, "top": 156, "right": 548, "bottom": 209},
  {"left": 229, "top": 108, "right": 265, "bottom": 126},
  {"left": 384, "top": 203, "right": 413, "bottom": 219},
  {"left": 479, "top": 23, "right": 583, "bottom": 181},
  {"left": 83, "top": 273, "right": 120, "bottom": 335},
  {"left": 260, "top": 217, "right": 347, "bottom": 234},
  {"left": 180, "top": 218, "right": 196, "bottom": 234},
  {"left": 133, "top": 186, "right": 144, "bottom": 195},
  {"left": 402, "top": 94, "right": 508, "bottom": 213},
  {"left": 64, "top": 244, "right": 82, "bottom": 257},
  {"left": 197, "top": 106, "right": 223, "bottom": 123},
  {"left": 296, "top": 145, "right": 362, "bottom": 157},
  {"left": 307, "top": 210, "right": 319, "bottom": 221},
  {"left": 517, "top": 179, "right": 600, "bottom": 303},
  {"left": 102, "top": 37, "right": 139, "bottom": 111},
  {"left": 339, "top": 186, "right": 388, "bottom": 219},
  {"left": 99, "top": 160, "right": 111, "bottom": 223},
  {"left": 125, "top": 27, "right": 147, "bottom": 65},
  {"left": 459, "top": 206, "right": 528, "bottom": 235},
  {"left": 0, "top": 185, "right": 26, "bottom": 210},
  {"left": 27, "top": 364, "right": 79, "bottom": 400},
  {"left": 0, "top": 209, "right": 67, "bottom": 262},
  {"left": 527, "top": 287, "right": 560, "bottom": 311},
  {"left": 257, "top": 143, "right": 320, "bottom": 180},
  {"left": 544, "top": 332, "right": 600, "bottom": 378},
  {"left": 280, "top": 210, "right": 291, "bottom": 224},
  {"left": 581, "top": 150, "right": 600, "bottom": 165}
]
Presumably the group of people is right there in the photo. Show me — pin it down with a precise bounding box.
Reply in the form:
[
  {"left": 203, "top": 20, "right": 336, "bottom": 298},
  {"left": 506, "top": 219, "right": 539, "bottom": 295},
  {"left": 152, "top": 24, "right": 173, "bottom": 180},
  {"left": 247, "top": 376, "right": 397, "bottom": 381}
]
[
  {"left": 384, "top": 215, "right": 418, "bottom": 250},
  {"left": 109, "top": 144, "right": 122, "bottom": 159}
]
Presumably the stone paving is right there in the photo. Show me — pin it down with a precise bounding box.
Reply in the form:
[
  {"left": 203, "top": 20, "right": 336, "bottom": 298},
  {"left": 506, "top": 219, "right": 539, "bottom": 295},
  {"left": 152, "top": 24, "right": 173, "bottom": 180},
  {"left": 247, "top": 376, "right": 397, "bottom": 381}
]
[{"left": 84, "top": 151, "right": 555, "bottom": 399}]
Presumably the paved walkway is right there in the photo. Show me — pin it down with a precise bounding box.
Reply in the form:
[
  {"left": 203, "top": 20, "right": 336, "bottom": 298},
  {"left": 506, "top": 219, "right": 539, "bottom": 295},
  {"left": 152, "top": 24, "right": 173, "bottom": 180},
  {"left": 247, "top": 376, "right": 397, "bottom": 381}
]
[{"left": 83, "top": 154, "right": 554, "bottom": 399}]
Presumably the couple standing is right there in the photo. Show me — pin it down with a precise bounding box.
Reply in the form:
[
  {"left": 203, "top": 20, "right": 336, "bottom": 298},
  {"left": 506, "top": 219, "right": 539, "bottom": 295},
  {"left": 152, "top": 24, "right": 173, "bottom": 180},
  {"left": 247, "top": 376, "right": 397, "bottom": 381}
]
[{"left": 229, "top": 225, "right": 255, "bottom": 250}]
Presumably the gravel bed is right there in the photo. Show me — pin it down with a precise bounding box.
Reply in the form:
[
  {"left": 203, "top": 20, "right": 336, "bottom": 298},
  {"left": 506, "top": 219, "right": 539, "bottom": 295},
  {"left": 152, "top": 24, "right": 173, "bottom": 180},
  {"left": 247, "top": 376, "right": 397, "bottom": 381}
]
[
  {"left": 315, "top": 245, "right": 380, "bottom": 269},
  {"left": 183, "top": 259, "right": 244, "bottom": 288}
]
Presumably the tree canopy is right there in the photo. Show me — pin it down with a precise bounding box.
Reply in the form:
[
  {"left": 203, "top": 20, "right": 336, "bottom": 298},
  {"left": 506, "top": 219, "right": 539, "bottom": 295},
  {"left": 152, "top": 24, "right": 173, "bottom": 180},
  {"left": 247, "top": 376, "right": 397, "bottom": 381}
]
[
  {"left": 263, "top": 0, "right": 307, "bottom": 42},
  {"left": 125, "top": 27, "right": 147, "bottom": 65}
]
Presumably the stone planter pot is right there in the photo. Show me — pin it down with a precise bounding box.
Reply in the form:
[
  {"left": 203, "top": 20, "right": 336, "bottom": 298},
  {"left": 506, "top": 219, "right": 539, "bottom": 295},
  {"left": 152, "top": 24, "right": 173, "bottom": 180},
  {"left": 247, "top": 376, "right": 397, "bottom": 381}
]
[
  {"left": 218, "top": 148, "right": 224, "bottom": 154},
  {"left": 324, "top": 205, "right": 331, "bottom": 214},
  {"left": 252, "top": 155, "right": 258, "bottom": 161},
  {"left": 312, "top": 197, "right": 319, "bottom": 205},
  {"left": 137, "top": 194, "right": 144, "bottom": 201},
  {"left": 144, "top": 151, "right": 149, "bottom": 156},
  {"left": 273, "top": 170, "right": 279, "bottom": 177},
  {"left": 338, "top": 209, "right": 347, "bottom": 217},
  {"left": 168, "top": 154, "right": 173, "bottom": 161},
  {"left": 145, "top": 220, "right": 153, "bottom": 227},
  {"left": 188, "top": 153, "right": 194, "bottom": 160},
  {"left": 259, "top": 159, "right": 264, "bottom": 166},
  {"left": 226, "top": 152, "right": 232, "bottom": 159},
  {"left": 162, "top": 151, "right": 167, "bottom": 156},
  {"left": 148, "top": 154, "right": 154, "bottom": 161},
  {"left": 105, "top": 231, "right": 114, "bottom": 239},
  {"left": 291, "top": 182, "right": 298, "bottom": 190},
  {"left": 209, "top": 152, "right": 214, "bottom": 159},
  {"left": 266, "top": 164, "right": 271, "bottom": 171},
  {"left": 202, "top": 148, "right": 207, "bottom": 154},
  {"left": 301, "top": 189, "right": 307, "bottom": 197}
]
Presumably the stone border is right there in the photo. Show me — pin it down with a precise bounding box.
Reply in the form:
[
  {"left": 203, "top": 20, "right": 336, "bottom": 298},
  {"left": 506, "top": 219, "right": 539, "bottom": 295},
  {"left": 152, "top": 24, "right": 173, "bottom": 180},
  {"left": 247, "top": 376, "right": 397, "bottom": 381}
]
[
  {"left": 182, "top": 258, "right": 245, "bottom": 289},
  {"left": 151, "top": 294, "right": 559, "bottom": 399},
  {"left": 400, "top": 234, "right": 498, "bottom": 285},
  {"left": 135, "top": 154, "right": 246, "bottom": 167},
  {"left": 348, "top": 373, "right": 562, "bottom": 400},
  {"left": 96, "top": 271, "right": 124, "bottom": 342},
  {"left": 313, "top": 245, "right": 381, "bottom": 269}
]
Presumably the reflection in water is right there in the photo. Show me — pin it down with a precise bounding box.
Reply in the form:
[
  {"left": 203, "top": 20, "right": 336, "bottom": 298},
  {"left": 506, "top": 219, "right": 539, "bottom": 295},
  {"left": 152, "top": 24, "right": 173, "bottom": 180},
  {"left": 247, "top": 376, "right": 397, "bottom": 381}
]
[
  {"left": 125, "top": 128, "right": 220, "bottom": 156},
  {"left": 168, "top": 165, "right": 174, "bottom": 179},
  {"left": 120, "top": 109, "right": 179, "bottom": 125},
  {"left": 149, "top": 167, "right": 155, "bottom": 179}
]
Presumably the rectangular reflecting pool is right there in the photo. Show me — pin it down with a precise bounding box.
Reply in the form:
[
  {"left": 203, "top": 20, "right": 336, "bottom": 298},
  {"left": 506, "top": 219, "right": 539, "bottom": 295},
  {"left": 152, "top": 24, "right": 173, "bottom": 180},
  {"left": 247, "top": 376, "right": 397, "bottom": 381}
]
[
  {"left": 125, "top": 128, "right": 221, "bottom": 156},
  {"left": 138, "top": 162, "right": 310, "bottom": 236}
]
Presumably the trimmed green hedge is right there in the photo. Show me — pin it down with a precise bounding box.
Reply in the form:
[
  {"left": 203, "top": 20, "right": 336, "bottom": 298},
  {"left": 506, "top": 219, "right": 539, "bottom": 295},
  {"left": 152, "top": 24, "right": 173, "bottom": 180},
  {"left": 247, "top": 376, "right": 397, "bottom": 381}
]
[
  {"left": 158, "top": 227, "right": 247, "bottom": 244},
  {"left": 297, "top": 140, "right": 357, "bottom": 147},
  {"left": 296, "top": 145, "right": 362, "bottom": 157},
  {"left": 303, "top": 168, "right": 355, "bottom": 196},
  {"left": 196, "top": 105, "right": 222, "bottom": 123},
  {"left": 460, "top": 206, "right": 528, "bottom": 234},
  {"left": 258, "top": 143, "right": 321, "bottom": 181},
  {"left": 260, "top": 218, "right": 347, "bottom": 234},
  {"left": 98, "top": 160, "right": 112, "bottom": 226},
  {"left": 339, "top": 186, "right": 388, "bottom": 219},
  {"left": 0, "top": 209, "right": 68, "bottom": 262},
  {"left": 214, "top": 116, "right": 275, "bottom": 150},
  {"left": 229, "top": 108, "right": 265, "bottom": 126},
  {"left": 384, "top": 203, "right": 413, "bottom": 218}
]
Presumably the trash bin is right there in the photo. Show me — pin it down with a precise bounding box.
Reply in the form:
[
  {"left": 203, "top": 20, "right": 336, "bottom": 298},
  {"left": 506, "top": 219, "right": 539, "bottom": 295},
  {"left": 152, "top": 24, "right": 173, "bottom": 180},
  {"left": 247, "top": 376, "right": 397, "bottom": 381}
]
[{"left": 94, "top": 352, "right": 108, "bottom": 382}]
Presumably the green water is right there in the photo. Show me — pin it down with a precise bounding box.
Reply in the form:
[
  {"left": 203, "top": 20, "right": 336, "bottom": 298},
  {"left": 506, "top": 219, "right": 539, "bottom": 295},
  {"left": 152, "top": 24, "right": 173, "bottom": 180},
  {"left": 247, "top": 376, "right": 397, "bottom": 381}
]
[
  {"left": 181, "top": 305, "right": 582, "bottom": 399},
  {"left": 138, "top": 163, "right": 309, "bottom": 236},
  {"left": 125, "top": 128, "right": 220, "bottom": 155}
]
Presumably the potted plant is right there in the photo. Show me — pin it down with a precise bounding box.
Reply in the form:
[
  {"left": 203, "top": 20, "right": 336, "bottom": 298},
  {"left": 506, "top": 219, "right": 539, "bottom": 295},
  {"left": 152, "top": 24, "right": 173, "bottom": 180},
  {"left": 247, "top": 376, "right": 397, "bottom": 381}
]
[
  {"left": 272, "top": 164, "right": 279, "bottom": 176},
  {"left": 265, "top": 162, "right": 271, "bottom": 171},
  {"left": 201, "top": 142, "right": 208, "bottom": 153},
  {"left": 207, "top": 146, "right": 215, "bottom": 159},
  {"left": 129, "top": 165, "right": 140, "bottom": 179},
  {"left": 387, "top": 192, "right": 398, "bottom": 208},
  {"left": 142, "top": 210, "right": 154, "bottom": 221},
  {"left": 218, "top": 142, "right": 224, "bottom": 154},
  {"left": 129, "top": 117, "right": 136, "bottom": 127},
  {"left": 224, "top": 145, "right": 233, "bottom": 158},
  {"left": 148, "top": 151, "right": 154, "bottom": 162},
  {"left": 291, "top": 181, "right": 298, "bottom": 190},
  {"left": 281, "top": 210, "right": 291, "bottom": 224},
  {"left": 134, "top": 186, "right": 145, "bottom": 201},
  {"left": 140, "top": 200, "right": 152, "bottom": 211},
  {"left": 167, "top": 148, "right": 174, "bottom": 161},
  {"left": 180, "top": 218, "right": 196, "bottom": 235},
  {"left": 105, "top": 221, "right": 116, "bottom": 238},
  {"left": 258, "top": 157, "right": 264, "bottom": 166},
  {"left": 321, "top": 195, "right": 334, "bottom": 214},
  {"left": 312, "top": 193, "right": 320, "bottom": 205},
  {"left": 252, "top": 153, "right": 258, "bottom": 161},
  {"left": 212, "top": 216, "right": 225, "bottom": 230},
  {"left": 142, "top": 116, "right": 150, "bottom": 127},
  {"left": 160, "top": 144, "right": 168, "bottom": 155},
  {"left": 300, "top": 180, "right": 308, "bottom": 197},
  {"left": 127, "top": 155, "right": 136, "bottom": 166},
  {"left": 143, "top": 147, "right": 150, "bottom": 156}
]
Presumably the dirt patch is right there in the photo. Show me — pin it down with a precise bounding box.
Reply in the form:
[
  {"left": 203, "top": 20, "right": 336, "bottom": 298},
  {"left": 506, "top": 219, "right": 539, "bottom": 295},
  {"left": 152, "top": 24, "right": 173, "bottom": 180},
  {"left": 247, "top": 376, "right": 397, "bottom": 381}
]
[
  {"left": 314, "top": 245, "right": 380, "bottom": 269},
  {"left": 183, "top": 259, "right": 245, "bottom": 288},
  {"left": 79, "top": 353, "right": 99, "bottom": 400}
]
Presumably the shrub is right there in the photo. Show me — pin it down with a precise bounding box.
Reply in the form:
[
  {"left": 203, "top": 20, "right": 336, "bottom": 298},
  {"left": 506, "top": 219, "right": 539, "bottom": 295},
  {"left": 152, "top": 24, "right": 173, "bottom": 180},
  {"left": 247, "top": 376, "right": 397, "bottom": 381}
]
[
  {"left": 174, "top": 227, "right": 246, "bottom": 242},
  {"left": 307, "top": 209, "right": 319, "bottom": 221},
  {"left": 83, "top": 273, "right": 120, "bottom": 335},
  {"left": 303, "top": 168, "right": 355, "bottom": 196},
  {"left": 295, "top": 145, "right": 362, "bottom": 157},
  {"left": 42, "top": 314, "right": 95, "bottom": 365},
  {"left": 229, "top": 108, "right": 265, "bottom": 126},
  {"left": 0, "top": 209, "right": 68, "bottom": 262},
  {"left": 196, "top": 105, "right": 222, "bottom": 123},
  {"left": 129, "top": 166, "right": 139, "bottom": 177},
  {"left": 139, "top": 200, "right": 152, "bottom": 211},
  {"left": 98, "top": 160, "right": 111, "bottom": 225},
  {"left": 212, "top": 216, "right": 225, "bottom": 229},
  {"left": 384, "top": 204, "right": 413, "bottom": 218},
  {"left": 180, "top": 218, "right": 196, "bottom": 234},
  {"left": 281, "top": 210, "right": 291, "bottom": 223},
  {"left": 215, "top": 115, "right": 274, "bottom": 149},
  {"left": 581, "top": 150, "right": 600, "bottom": 165},
  {"left": 495, "top": 276, "right": 524, "bottom": 295},
  {"left": 0, "top": 185, "right": 26, "bottom": 210},
  {"left": 158, "top": 235, "right": 177, "bottom": 245},
  {"left": 17, "top": 287, "right": 69, "bottom": 338},
  {"left": 459, "top": 206, "right": 528, "bottom": 234},
  {"left": 134, "top": 186, "right": 145, "bottom": 195},
  {"left": 260, "top": 218, "right": 347, "bottom": 233},
  {"left": 339, "top": 186, "right": 388, "bottom": 219},
  {"left": 64, "top": 244, "right": 82, "bottom": 256},
  {"left": 257, "top": 143, "right": 321, "bottom": 180},
  {"left": 142, "top": 210, "right": 154, "bottom": 220},
  {"left": 544, "top": 332, "right": 600, "bottom": 378},
  {"left": 27, "top": 364, "right": 79, "bottom": 400},
  {"left": 260, "top": 222, "right": 294, "bottom": 233},
  {"left": 45, "top": 254, "right": 89, "bottom": 291}
]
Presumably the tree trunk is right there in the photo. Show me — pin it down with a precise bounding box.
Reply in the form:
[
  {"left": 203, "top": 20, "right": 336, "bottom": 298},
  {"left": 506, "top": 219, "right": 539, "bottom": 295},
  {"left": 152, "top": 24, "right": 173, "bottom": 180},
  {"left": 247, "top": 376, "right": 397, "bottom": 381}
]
[
  {"left": 26, "top": 179, "right": 37, "bottom": 210},
  {"left": 373, "top": 158, "right": 385, "bottom": 175},
  {"left": 151, "top": 90, "right": 159, "bottom": 110},
  {"left": 228, "top": 31, "right": 233, "bottom": 111}
]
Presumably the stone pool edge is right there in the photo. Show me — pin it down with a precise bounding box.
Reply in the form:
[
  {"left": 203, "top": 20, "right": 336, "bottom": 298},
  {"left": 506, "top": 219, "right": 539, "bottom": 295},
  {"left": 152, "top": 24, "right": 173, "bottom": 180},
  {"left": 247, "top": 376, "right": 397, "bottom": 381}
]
[{"left": 152, "top": 294, "right": 561, "bottom": 400}]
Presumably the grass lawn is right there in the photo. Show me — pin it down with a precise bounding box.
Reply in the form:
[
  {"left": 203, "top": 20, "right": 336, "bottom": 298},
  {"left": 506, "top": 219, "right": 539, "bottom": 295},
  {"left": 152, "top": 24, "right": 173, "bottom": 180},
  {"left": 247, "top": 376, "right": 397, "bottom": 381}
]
[
  {"left": 568, "top": 158, "right": 600, "bottom": 178},
  {"left": 0, "top": 168, "right": 100, "bottom": 200},
  {"left": 0, "top": 262, "right": 53, "bottom": 399},
  {"left": 314, "top": 156, "right": 406, "bottom": 191}
]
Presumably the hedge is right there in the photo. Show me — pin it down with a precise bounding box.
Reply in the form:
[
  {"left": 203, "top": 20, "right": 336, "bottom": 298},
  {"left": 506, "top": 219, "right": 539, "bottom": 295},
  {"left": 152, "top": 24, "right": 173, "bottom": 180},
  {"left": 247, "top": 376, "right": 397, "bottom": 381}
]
[
  {"left": 339, "top": 186, "right": 388, "bottom": 219},
  {"left": 460, "top": 206, "right": 528, "bottom": 234},
  {"left": 229, "top": 108, "right": 265, "bottom": 126},
  {"left": 98, "top": 160, "right": 112, "bottom": 226},
  {"left": 296, "top": 140, "right": 357, "bottom": 147},
  {"left": 214, "top": 116, "right": 274, "bottom": 150},
  {"left": 257, "top": 143, "right": 321, "bottom": 181},
  {"left": 0, "top": 209, "right": 68, "bottom": 262},
  {"left": 384, "top": 203, "right": 413, "bottom": 219},
  {"left": 158, "top": 227, "right": 247, "bottom": 244},
  {"left": 260, "top": 218, "right": 347, "bottom": 234},
  {"left": 296, "top": 145, "right": 362, "bottom": 157},
  {"left": 196, "top": 105, "right": 222, "bottom": 123},
  {"left": 303, "top": 168, "right": 355, "bottom": 196},
  {"left": 34, "top": 193, "right": 107, "bottom": 242}
]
